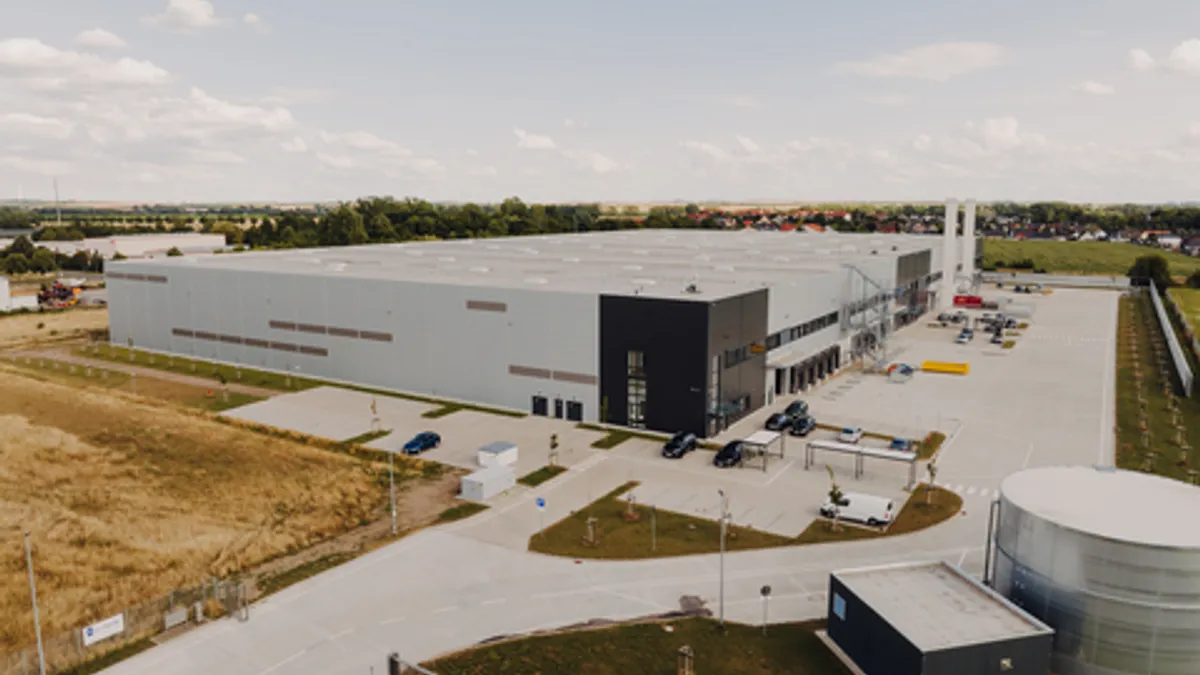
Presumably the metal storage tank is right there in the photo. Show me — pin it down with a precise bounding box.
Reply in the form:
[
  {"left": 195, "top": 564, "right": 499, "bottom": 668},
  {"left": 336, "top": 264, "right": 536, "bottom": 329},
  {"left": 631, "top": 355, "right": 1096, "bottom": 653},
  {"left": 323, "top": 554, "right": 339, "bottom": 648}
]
[{"left": 988, "top": 466, "right": 1200, "bottom": 675}]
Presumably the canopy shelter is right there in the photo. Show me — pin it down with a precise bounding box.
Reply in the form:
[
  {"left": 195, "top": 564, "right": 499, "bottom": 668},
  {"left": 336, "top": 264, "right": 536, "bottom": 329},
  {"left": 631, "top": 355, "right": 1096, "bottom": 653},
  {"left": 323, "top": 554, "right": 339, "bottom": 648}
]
[
  {"left": 804, "top": 439, "right": 917, "bottom": 490},
  {"left": 742, "top": 430, "right": 785, "bottom": 473}
]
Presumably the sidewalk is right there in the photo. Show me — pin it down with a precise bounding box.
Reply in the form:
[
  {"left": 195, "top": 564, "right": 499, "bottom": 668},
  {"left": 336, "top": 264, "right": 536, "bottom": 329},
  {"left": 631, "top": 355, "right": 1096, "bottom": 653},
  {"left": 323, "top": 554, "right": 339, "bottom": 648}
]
[{"left": 6, "top": 348, "right": 280, "bottom": 398}]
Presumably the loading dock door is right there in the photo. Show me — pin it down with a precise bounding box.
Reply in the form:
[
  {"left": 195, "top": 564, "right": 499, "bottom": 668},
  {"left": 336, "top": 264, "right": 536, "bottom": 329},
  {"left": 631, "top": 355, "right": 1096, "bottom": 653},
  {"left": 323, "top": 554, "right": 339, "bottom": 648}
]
[
  {"left": 532, "top": 395, "right": 548, "bottom": 416},
  {"left": 554, "top": 398, "right": 564, "bottom": 419},
  {"left": 566, "top": 401, "right": 583, "bottom": 421}
]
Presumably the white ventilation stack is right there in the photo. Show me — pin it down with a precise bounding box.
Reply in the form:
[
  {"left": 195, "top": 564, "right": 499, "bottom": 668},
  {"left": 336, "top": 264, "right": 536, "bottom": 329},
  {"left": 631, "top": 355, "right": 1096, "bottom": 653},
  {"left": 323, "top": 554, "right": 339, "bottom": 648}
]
[
  {"left": 940, "top": 198, "right": 958, "bottom": 310},
  {"left": 962, "top": 198, "right": 977, "bottom": 280}
]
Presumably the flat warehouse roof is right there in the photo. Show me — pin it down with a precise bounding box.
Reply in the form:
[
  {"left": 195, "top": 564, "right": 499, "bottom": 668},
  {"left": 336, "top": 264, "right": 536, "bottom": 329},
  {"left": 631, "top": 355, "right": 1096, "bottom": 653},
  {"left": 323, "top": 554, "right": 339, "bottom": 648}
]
[
  {"left": 833, "top": 561, "right": 1052, "bottom": 651},
  {"left": 115, "top": 229, "right": 938, "bottom": 300}
]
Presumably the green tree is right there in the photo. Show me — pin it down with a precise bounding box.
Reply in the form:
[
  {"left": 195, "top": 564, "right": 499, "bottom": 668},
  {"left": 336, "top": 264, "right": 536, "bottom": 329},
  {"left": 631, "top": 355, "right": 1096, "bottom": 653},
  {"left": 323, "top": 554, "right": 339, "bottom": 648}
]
[
  {"left": 6, "top": 235, "right": 35, "bottom": 257},
  {"left": 1188, "top": 270, "right": 1200, "bottom": 289},
  {"left": 685, "top": 203, "right": 700, "bottom": 216},
  {"left": 318, "top": 205, "right": 368, "bottom": 246},
  {"left": 166, "top": 247, "right": 184, "bottom": 257},
  {"left": 112, "top": 252, "right": 128, "bottom": 261},
  {"left": 1128, "top": 254, "right": 1172, "bottom": 288},
  {"left": 30, "top": 248, "right": 57, "bottom": 273},
  {"left": 367, "top": 213, "right": 398, "bottom": 242},
  {"left": 3, "top": 253, "right": 30, "bottom": 274}
]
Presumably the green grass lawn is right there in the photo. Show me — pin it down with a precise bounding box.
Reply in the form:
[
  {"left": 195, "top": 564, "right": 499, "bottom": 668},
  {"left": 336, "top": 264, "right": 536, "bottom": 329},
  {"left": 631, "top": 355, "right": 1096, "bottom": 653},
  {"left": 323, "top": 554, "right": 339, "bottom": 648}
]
[
  {"left": 8, "top": 356, "right": 263, "bottom": 412},
  {"left": 517, "top": 464, "right": 568, "bottom": 487},
  {"left": 436, "top": 502, "right": 490, "bottom": 523},
  {"left": 983, "top": 240, "right": 1200, "bottom": 278},
  {"left": 792, "top": 485, "right": 963, "bottom": 544},
  {"left": 1114, "top": 294, "right": 1200, "bottom": 482},
  {"left": 423, "top": 617, "right": 850, "bottom": 675},
  {"left": 1168, "top": 288, "right": 1200, "bottom": 335},
  {"left": 75, "top": 344, "right": 525, "bottom": 417},
  {"left": 529, "top": 481, "right": 963, "bottom": 559}
]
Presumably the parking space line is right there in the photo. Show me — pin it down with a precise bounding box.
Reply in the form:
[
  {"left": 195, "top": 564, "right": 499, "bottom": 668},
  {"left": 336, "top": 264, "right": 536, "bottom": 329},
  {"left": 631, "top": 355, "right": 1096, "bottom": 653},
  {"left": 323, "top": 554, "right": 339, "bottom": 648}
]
[
  {"left": 1021, "top": 442, "right": 1035, "bottom": 469},
  {"left": 765, "top": 459, "right": 795, "bottom": 486},
  {"left": 966, "top": 486, "right": 976, "bottom": 495},
  {"left": 480, "top": 598, "right": 507, "bottom": 606}
]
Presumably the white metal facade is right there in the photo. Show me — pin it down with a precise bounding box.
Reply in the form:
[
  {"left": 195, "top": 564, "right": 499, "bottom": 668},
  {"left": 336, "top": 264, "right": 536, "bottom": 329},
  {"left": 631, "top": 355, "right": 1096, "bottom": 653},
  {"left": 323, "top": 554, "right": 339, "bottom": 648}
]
[{"left": 106, "top": 262, "right": 600, "bottom": 418}]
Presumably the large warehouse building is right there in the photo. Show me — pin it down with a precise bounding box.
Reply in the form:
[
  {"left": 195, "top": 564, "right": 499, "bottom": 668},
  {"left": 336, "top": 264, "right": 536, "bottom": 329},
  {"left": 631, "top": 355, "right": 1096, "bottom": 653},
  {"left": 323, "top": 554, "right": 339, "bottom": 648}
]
[{"left": 106, "top": 226, "right": 973, "bottom": 437}]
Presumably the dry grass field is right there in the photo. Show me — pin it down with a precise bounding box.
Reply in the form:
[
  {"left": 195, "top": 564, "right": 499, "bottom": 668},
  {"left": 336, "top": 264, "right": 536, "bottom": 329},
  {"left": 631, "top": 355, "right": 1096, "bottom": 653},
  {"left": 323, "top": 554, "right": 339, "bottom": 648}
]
[
  {"left": 0, "top": 367, "right": 447, "bottom": 652},
  {"left": 0, "top": 309, "right": 108, "bottom": 351}
]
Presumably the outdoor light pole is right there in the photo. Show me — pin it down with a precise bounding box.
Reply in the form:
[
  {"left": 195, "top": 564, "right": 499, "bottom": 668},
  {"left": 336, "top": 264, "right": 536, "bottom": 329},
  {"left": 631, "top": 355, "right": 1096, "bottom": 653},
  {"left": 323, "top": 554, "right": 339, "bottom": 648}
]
[
  {"left": 25, "top": 533, "right": 46, "bottom": 675},
  {"left": 718, "top": 489, "right": 728, "bottom": 628},
  {"left": 389, "top": 451, "right": 397, "bottom": 537}
]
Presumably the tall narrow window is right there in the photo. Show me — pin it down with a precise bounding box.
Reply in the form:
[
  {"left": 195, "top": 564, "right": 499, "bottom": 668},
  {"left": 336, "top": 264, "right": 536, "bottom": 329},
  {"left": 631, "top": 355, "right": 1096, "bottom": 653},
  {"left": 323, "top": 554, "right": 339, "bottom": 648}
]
[{"left": 627, "top": 350, "right": 647, "bottom": 428}]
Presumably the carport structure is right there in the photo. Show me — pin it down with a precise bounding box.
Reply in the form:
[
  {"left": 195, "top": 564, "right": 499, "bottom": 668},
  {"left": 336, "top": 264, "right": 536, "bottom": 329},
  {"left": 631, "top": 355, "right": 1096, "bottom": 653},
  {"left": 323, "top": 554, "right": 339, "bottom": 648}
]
[
  {"left": 803, "top": 440, "right": 918, "bottom": 489},
  {"left": 741, "top": 430, "right": 786, "bottom": 472}
]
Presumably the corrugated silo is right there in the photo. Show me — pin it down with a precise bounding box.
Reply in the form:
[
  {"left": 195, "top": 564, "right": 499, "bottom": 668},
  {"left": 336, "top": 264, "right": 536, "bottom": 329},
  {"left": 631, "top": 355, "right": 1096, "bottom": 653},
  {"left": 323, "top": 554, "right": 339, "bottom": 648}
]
[{"left": 989, "top": 465, "right": 1200, "bottom": 675}]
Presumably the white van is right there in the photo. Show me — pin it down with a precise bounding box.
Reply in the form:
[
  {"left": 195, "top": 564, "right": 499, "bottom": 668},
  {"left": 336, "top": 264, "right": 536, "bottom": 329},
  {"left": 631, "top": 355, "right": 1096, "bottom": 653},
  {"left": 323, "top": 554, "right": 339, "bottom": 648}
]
[{"left": 820, "top": 492, "right": 895, "bottom": 527}]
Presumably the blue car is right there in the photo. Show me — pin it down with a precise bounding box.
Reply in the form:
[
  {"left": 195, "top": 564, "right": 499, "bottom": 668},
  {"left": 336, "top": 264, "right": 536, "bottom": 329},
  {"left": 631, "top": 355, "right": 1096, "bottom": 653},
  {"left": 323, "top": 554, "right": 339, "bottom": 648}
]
[{"left": 402, "top": 431, "right": 441, "bottom": 455}]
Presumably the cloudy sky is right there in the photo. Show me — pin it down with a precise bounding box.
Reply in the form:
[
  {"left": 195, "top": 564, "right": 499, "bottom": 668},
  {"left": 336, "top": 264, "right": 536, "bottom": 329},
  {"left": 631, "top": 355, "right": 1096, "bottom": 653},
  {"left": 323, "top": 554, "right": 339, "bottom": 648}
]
[{"left": 2, "top": 0, "right": 1199, "bottom": 204}]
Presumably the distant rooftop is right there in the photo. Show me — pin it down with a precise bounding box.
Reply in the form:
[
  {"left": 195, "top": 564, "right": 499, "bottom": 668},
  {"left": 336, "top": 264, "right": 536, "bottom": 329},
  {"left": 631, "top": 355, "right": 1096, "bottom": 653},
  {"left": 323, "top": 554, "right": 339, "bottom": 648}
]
[
  {"left": 833, "top": 561, "right": 1053, "bottom": 651},
  {"left": 118, "top": 229, "right": 938, "bottom": 300}
]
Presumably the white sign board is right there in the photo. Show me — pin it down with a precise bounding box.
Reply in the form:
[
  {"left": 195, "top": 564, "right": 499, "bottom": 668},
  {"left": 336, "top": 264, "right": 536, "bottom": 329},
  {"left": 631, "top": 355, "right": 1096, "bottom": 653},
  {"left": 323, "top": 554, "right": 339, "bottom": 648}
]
[{"left": 82, "top": 613, "right": 125, "bottom": 647}]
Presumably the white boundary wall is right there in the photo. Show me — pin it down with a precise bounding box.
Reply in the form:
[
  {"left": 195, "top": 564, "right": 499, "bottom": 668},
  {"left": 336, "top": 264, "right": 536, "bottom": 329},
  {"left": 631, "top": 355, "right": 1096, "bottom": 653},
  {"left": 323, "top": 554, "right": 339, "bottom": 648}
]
[{"left": 1150, "top": 281, "right": 1193, "bottom": 396}]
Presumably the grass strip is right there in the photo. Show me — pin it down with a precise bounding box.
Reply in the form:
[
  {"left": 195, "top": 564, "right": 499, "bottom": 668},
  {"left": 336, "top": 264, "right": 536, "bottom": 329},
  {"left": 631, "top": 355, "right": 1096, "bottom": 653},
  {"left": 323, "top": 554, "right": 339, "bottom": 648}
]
[
  {"left": 530, "top": 482, "right": 962, "bottom": 560},
  {"left": 59, "top": 638, "right": 156, "bottom": 675},
  {"left": 423, "top": 617, "right": 850, "bottom": 675},
  {"left": 256, "top": 553, "right": 354, "bottom": 597},
  {"left": 436, "top": 502, "right": 490, "bottom": 524},
  {"left": 518, "top": 465, "right": 568, "bottom": 487}
]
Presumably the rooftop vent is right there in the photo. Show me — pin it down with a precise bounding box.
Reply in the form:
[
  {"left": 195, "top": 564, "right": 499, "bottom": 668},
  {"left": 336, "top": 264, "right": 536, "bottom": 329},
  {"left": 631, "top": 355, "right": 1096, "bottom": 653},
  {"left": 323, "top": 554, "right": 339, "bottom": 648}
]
[
  {"left": 685, "top": 283, "right": 701, "bottom": 294},
  {"left": 773, "top": 256, "right": 790, "bottom": 262},
  {"left": 632, "top": 278, "right": 657, "bottom": 286},
  {"left": 439, "top": 256, "right": 456, "bottom": 262},
  {"left": 623, "top": 265, "right": 643, "bottom": 271},
  {"left": 469, "top": 266, "right": 490, "bottom": 273},
  {"left": 563, "top": 257, "right": 580, "bottom": 263},
  {"left": 524, "top": 277, "right": 548, "bottom": 285},
  {"left": 633, "top": 249, "right": 649, "bottom": 255},
  {"left": 715, "top": 265, "right": 735, "bottom": 272},
  {"left": 326, "top": 263, "right": 347, "bottom": 272}
]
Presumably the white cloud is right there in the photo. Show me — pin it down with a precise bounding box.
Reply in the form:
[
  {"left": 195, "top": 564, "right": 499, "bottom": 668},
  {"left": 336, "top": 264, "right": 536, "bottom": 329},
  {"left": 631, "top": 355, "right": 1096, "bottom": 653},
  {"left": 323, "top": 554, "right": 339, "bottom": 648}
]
[
  {"left": 724, "top": 95, "right": 761, "bottom": 109},
  {"left": 0, "top": 113, "right": 75, "bottom": 140},
  {"left": 1166, "top": 39, "right": 1200, "bottom": 74},
  {"left": 316, "top": 153, "right": 356, "bottom": 170},
  {"left": 321, "top": 130, "right": 409, "bottom": 156},
  {"left": 408, "top": 158, "right": 446, "bottom": 177},
  {"left": 911, "top": 117, "right": 1050, "bottom": 161},
  {"left": 735, "top": 135, "right": 761, "bottom": 153},
  {"left": 513, "top": 128, "right": 556, "bottom": 150},
  {"left": 243, "top": 13, "right": 269, "bottom": 33},
  {"left": 262, "top": 86, "right": 333, "bottom": 105},
  {"left": 0, "top": 155, "right": 73, "bottom": 176},
  {"left": 188, "top": 148, "right": 245, "bottom": 164},
  {"left": 680, "top": 140, "right": 728, "bottom": 160},
  {"left": 573, "top": 151, "right": 619, "bottom": 173},
  {"left": 1074, "top": 81, "right": 1115, "bottom": 95},
  {"left": 864, "top": 94, "right": 911, "bottom": 106},
  {"left": 1129, "top": 48, "right": 1155, "bottom": 71},
  {"left": 0, "top": 38, "right": 170, "bottom": 88},
  {"left": 1078, "top": 29, "right": 1106, "bottom": 38},
  {"left": 281, "top": 137, "right": 307, "bottom": 153},
  {"left": 142, "top": 0, "right": 222, "bottom": 32},
  {"left": 834, "top": 42, "right": 1005, "bottom": 81},
  {"left": 185, "top": 88, "right": 295, "bottom": 133},
  {"left": 469, "top": 165, "right": 498, "bottom": 176},
  {"left": 74, "top": 28, "right": 126, "bottom": 49}
]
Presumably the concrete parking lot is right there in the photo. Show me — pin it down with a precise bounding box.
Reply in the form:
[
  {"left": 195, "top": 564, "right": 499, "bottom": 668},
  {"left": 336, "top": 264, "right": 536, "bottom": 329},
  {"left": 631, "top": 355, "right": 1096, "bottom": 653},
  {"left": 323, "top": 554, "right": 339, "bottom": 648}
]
[{"left": 219, "top": 288, "right": 1117, "bottom": 547}]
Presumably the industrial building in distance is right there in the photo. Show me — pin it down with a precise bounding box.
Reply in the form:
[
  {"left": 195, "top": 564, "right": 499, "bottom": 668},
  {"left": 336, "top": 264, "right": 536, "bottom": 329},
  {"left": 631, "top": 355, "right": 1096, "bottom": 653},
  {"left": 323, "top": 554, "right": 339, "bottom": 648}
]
[{"left": 106, "top": 215, "right": 982, "bottom": 437}]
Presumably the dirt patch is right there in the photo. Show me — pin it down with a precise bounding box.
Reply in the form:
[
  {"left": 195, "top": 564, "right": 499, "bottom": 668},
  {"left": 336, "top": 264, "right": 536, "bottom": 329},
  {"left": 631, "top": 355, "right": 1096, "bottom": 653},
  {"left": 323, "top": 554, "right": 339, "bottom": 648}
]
[
  {"left": 0, "top": 366, "right": 446, "bottom": 652},
  {"left": 0, "top": 308, "right": 108, "bottom": 351}
]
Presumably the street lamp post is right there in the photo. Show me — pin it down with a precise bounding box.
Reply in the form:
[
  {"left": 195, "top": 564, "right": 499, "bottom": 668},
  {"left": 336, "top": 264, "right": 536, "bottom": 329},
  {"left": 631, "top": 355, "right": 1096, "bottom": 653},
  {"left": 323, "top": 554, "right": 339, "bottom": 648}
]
[
  {"left": 25, "top": 533, "right": 46, "bottom": 675},
  {"left": 389, "top": 450, "right": 397, "bottom": 537},
  {"left": 718, "top": 489, "right": 729, "bottom": 628}
]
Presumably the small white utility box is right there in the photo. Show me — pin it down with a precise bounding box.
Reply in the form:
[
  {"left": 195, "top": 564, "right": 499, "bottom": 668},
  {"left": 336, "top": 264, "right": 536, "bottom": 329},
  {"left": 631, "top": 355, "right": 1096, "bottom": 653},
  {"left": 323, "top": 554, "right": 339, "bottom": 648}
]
[
  {"left": 460, "top": 465, "right": 516, "bottom": 502},
  {"left": 477, "top": 441, "right": 518, "bottom": 468}
]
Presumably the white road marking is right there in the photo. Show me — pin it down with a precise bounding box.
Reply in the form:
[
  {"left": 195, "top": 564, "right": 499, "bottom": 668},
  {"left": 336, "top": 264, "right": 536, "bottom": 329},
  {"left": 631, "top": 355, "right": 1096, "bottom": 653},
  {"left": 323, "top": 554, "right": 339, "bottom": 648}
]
[
  {"left": 966, "top": 486, "right": 977, "bottom": 495},
  {"left": 765, "top": 459, "right": 795, "bottom": 486},
  {"left": 953, "top": 484, "right": 964, "bottom": 493},
  {"left": 1022, "top": 442, "right": 1036, "bottom": 469},
  {"left": 380, "top": 616, "right": 406, "bottom": 625},
  {"left": 256, "top": 648, "right": 308, "bottom": 675},
  {"left": 432, "top": 606, "right": 457, "bottom": 614},
  {"left": 1100, "top": 308, "right": 1117, "bottom": 465},
  {"left": 957, "top": 549, "right": 970, "bottom": 567},
  {"left": 327, "top": 629, "right": 352, "bottom": 640},
  {"left": 480, "top": 598, "right": 507, "bottom": 606}
]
